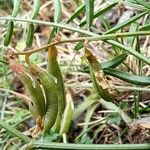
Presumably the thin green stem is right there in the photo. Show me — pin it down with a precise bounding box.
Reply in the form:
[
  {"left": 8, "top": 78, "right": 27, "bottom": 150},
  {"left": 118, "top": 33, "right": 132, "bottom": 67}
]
[
  {"left": 1, "top": 17, "right": 150, "bottom": 40},
  {"left": 65, "top": 83, "right": 150, "bottom": 92},
  {"left": 30, "top": 142, "right": 150, "bottom": 149},
  {"left": 114, "top": 86, "right": 150, "bottom": 92},
  {"left": 0, "top": 17, "right": 96, "bottom": 36},
  {"left": 134, "top": 36, "right": 142, "bottom": 118}
]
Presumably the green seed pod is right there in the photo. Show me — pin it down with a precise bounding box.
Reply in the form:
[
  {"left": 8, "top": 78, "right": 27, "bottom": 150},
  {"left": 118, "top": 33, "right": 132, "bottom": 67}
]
[
  {"left": 20, "top": 73, "right": 46, "bottom": 118},
  {"left": 47, "top": 46, "right": 66, "bottom": 132},
  {"left": 47, "top": 45, "right": 66, "bottom": 114},
  {"left": 84, "top": 42, "right": 113, "bottom": 101},
  {"left": 4, "top": 21, "right": 14, "bottom": 46},
  {"left": 25, "top": 0, "right": 40, "bottom": 47},
  {"left": 29, "top": 102, "right": 39, "bottom": 119},
  {"left": 26, "top": 23, "right": 34, "bottom": 47},
  {"left": 29, "top": 64, "right": 58, "bottom": 134},
  {"left": 4, "top": 0, "right": 21, "bottom": 46},
  {"left": 9, "top": 61, "right": 46, "bottom": 118}
]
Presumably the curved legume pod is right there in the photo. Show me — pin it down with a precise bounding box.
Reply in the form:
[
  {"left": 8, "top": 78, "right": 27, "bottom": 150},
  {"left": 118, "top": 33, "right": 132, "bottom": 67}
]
[
  {"left": 21, "top": 73, "right": 46, "bottom": 118},
  {"left": 4, "top": 21, "right": 14, "bottom": 46},
  {"left": 26, "top": 23, "right": 34, "bottom": 47},
  {"left": 84, "top": 41, "right": 113, "bottom": 101},
  {"left": 29, "top": 64, "right": 58, "bottom": 134},
  {"left": 29, "top": 102, "right": 39, "bottom": 119},
  {"left": 10, "top": 61, "right": 46, "bottom": 119},
  {"left": 26, "top": 0, "right": 40, "bottom": 47},
  {"left": 47, "top": 45, "right": 66, "bottom": 114},
  {"left": 47, "top": 46, "right": 66, "bottom": 132}
]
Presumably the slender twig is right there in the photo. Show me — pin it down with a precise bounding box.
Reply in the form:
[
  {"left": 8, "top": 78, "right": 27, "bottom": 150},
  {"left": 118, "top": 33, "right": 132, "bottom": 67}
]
[{"left": 12, "top": 31, "right": 150, "bottom": 56}]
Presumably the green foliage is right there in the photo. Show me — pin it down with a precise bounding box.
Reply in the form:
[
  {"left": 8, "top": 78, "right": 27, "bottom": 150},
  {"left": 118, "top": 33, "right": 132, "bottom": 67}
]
[
  {"left": 43, "top": 129, "right": 59, "bottom": 142},
  {"left": 107, "top": 112, "right": 121, "bottom": 125},
  {"left": 80, "top": 135, "right": 93, "bottom": 144},
  {"left": 0, "top": 0, "right": 150, "bottom": 149}
]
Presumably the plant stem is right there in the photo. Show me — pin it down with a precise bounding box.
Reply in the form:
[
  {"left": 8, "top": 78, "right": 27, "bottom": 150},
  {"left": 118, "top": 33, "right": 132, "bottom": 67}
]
[
  {"left": 0, "top": 17, "right": 96, "bottom": 36},
  {"left": 65, "top": 83, "right": 150, "bottom": 92},
  {"left": 134, "top": 36, "right": 142, "bottom": 118},
  {"left": 62, "top": 133, "right": 68, "bottom": 143},
  {"left": 0, "top": 120, "right": 31, "bottom": 143},
  {"left": 31, "top": 142, "right": 150, "bottom": 149},
  {"left": 12, "top": 31, "right": 150, "bottom": 56},
  {"left": 114, "top": 86, "right": 150, "bottom": 92},
  {"left": 2, "top": 17, "right": 150, "bottom": 38}
]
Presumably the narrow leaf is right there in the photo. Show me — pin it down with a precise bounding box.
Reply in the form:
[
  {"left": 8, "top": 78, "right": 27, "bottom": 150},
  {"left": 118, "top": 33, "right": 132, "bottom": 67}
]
[
  {"left": 101, "top": 53, "right": 127, "bottom": 69},
  {"left": 83, "top": 103, "right": 99, "bottom": 132},
  {"left": 107, "top": 40, "right": 150, "bottom": 65},
  {"left": 73, "top": 93, "right": 99, "bottom": 120},
  {"left": 75, "top": 42, "right": 84, "bottom": 51},
  {"left": 104, "top": 68, "right": 150, "bottom": 85},
  {"left": 80, "top": 2, "right": 118, "bottom": 26},
  {"left": 12, "top": 0, "right": 21, "bottom": 17},
  {"left": 31, "top": 0, "right": 41, "bottom": 19},
  {"left": 47, "top": 0, "right": 62, "bottom": 44},
  {"left": 54, "top": 0, "right": 62, "bottom": 23},
  {"left": 104, "top": 11, "right": 148, "bottom": 34},
  {"left": 140, "top": 24, "right": 150, "bottom": 31},
  {"left": 127, "top": 23, "right": 138, "bottom": 46},
  {"left": 85, "top": 0, "right": 94, "bottom": 30},
  {"left": 67, "top": 3, "right": 85, "bottom": 23},
  {"left": 135, "top": 0, "right": 150, "bottom": 10}
]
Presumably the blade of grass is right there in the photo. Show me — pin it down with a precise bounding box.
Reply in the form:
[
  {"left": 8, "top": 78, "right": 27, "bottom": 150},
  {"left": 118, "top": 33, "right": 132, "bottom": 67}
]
[
  {"left": 1, "top": 89, "right": 9, "bottom": 119},
  {"left": 104, "top": 11, "right": 148, "bottom": 34},
  {"left": 106, "top": 40, "right": 150, "bottom": 65},
  {"left": 80, "top": 2, "right": 118, "bottom": 26},
  {"left": 54, "top": 0, "right": 62, "bottom": 23},
  {"left": 103, "top": 68, "right": 150, "bottom": 85},
  {"left": 73, "top": 93, "right": 99, "bottom": 120},
  {"left": 134, "top": 36, "right": 142, "bottom": 118},
  {"left": 85, "top": 0, "right": 94, "bottom": 30},
  {"left": 31, "top": 0, "right": 40, "bottom": 19},
  {"left": 0, "top": 120, "right": 31, "bottom": 143},
  {"left": 140, "top": 24, "right": 150, "bottom": 31},
  {"left": 83, "top": 103, "right": 99, "bottom": 132},
  {"left": 135, "top": 0, "right": 150, "bottom": 9},
  {"left": 127, "top": 23, "right": 138, "bottom": 46},
  {"left": 47, "top": 0, "right": 62, "bottom": 43},
  {"left": 67, "top": 3, "right": 85, "bottom": 23},
  {"left": 101, "top": 53, "right": 127, "bottom": 69},
  {"left": 12, "top": 0, "right": 21, "bottom": 17},
  {"left": 122, "top": 1, "right": 149, "bottom": 11}
]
